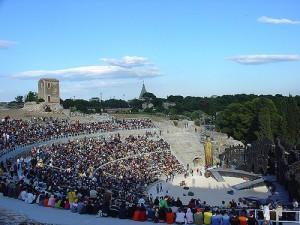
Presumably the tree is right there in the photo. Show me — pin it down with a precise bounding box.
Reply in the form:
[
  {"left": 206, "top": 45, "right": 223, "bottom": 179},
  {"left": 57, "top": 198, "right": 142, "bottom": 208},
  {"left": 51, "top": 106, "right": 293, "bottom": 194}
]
[
  {"left": 286, "top": 96, "right": 299, "bottom": 144},
  {"left": 191, "top": 111, "right": 199, "bottom": 121},
  {"left": 169, "top": 108, "right": 177, "bottom": 115},
  {"left": 249, "top": 98, "right": 281, "bottom": 140},
  {"left": 129, "top": 99, "right": 143, "bottom": 110},
  {"left": 256, "top": 107, "right": 273, "bottom": 141},
  {"left": 194, "top": 119, "right": 201, "bottom": 126},
  {"left": 167, "top": 95, "right": 184, "bottom": 103},
  {"left": 103, "top": 99, "right": 129, "bottom": 108},
  {"left": 142, "top": 92, "right": 156, "bottom": 99},
  {"left": 216, "top": 103, "right": 253, "bottom": 142},
  {"left": 216, "top": 97, "right": 283, "bottom": 143},
  {"left": 25, "top": 91, "right": 38, "bottom": 102},
  {"left": 15, "top": 96, "right": 23, "bottom": 103}
]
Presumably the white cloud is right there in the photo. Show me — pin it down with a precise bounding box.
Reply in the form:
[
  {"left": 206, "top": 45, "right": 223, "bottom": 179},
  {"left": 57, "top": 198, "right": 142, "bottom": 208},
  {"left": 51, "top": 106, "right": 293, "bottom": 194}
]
[
  {"left": 0, "top": 40, "right": 17, "bottom": 49},
  {"left": 258, "top": 16, "right": 300, "bottom": 25},
  {"left": 61, "top": 80, "right": 126, "bottom": 93},
  {"left": 227, "top": 54, "right": 300, "bottom": 65},
  {"left": 101, "top": 56, "right": 149, "bottom": 68},
  {"left": 13, "top": 56, "right": 161, "bottom": 80}
]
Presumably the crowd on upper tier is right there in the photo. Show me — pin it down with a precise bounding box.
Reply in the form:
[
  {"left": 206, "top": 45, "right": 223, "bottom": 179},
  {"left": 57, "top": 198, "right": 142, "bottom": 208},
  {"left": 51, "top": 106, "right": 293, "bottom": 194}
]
[{"left": 0, "top": 116, "right": 154, "bottom": 152}]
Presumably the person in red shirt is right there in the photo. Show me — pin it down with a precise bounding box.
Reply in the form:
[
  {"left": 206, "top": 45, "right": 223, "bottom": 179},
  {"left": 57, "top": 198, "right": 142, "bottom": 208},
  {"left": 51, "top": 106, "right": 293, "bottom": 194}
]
[
  {"left": 238, "top": 212, "right": 248, "bottom": 225},
  {"left": 166, "top": 208, "right": 175, "bottom": 224}
]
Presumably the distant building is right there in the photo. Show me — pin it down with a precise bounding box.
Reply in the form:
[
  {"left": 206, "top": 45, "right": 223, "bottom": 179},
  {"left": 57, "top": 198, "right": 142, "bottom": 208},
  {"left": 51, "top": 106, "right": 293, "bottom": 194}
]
[
  {"left": 89, "top": 97, "right": 100, "bottom": 102},
  {"left": 139, "top": 82, "right": 147, "bottom": 99},
  {"left": 163, "top": 102, "right": 176, "bottom": 109},
  {"left": 38, "top": 78, "right": 60, "bottom": 103},
  {"left": 142, "top": 102, "right": 154, "bottom": 110},
  {"left": 105, "top": 108, "right": 132, "bottom": 114}
]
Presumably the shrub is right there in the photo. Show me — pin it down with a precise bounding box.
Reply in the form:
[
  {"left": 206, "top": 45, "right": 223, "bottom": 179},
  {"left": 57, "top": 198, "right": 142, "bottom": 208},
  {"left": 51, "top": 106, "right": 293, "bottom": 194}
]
[{"left": 194, "top": 119, "right": 201, "bottom": 126}]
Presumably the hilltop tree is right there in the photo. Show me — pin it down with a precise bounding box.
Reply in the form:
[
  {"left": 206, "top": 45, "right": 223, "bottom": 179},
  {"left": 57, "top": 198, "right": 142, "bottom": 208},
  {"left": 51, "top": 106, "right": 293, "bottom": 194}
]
[
  {"left": 167, "top": 95, "right": 184, "bottom": 103},
  {"left": 286, "top": 96, "right": 300, "bottom": 144},
  {"left": 25, "top": 91, "right": 38, "bottom": 102},
  {"left": 216, "top": 103, "right": 253, "bottom": 142},
  {"left": 142, "top": 92, "right": 156, "bottom": 99},
  {"left": 256, "top": 107, "right": 273, "bottom": 141},
  {"left": 15, "top": 96, "right": 23, "bottom": 103}
]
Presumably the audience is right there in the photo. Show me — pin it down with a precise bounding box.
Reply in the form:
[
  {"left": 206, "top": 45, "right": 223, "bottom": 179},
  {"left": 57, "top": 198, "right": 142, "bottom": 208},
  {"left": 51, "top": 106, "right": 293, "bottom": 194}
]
[
  {"left": 0, "top": 116, "right": 291, "bottom": 224},
  {"left": 0, "top": 116, "right": 154, "bottom": 153}
]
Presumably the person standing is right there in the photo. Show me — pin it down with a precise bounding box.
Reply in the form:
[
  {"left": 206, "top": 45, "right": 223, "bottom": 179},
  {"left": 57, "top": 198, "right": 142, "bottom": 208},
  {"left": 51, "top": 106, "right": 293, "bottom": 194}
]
[
  {"left": 292, "top": 199, "right": 299, "bottom": 224},
  {"left": 186, "top": 208, "right": 194, "bottom": 224},
  {"left": 238, "top": 212, "right": 248, "bottom": 225},
  {"left": 275, "top": 203, "right": 283, "bottom": 225},
  {"left": 175, "top": 208, "right": 186, "bottom": 224},
  {"left": 222, "top": 211, "right": 231, "bottom": 225},
  {"left": 204, "top": 208, "right": 213, "bottom": 225},
  {"left": 211, "top": 211, "right": 221, "bottom": 225},
  {"left": 263, "top": 203, "right": 271, "bottom": 225},
  {"left": 247, "top": 212, "right": 258, "bottom": 225},
  {"left": 293, "top": 199, "right": 299, "bottom": 209},
  {"left": 194, "top": 208, "right": 204, "bottom": 225}
]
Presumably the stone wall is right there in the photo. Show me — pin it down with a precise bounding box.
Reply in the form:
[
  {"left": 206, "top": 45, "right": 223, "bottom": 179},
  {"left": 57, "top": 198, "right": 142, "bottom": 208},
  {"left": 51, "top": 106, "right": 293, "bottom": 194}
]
[
  {"left": 220, "top": 138, "right": 300, "bottom": 201},
  {"left": 23, "top": 102, "right": 63, "bottom": 113},
  {"left": 276, "top": 140, "right": 300, "bottom": 201},
  {"left": 219, "top": 138, "right": 275, "bottom": 174}
]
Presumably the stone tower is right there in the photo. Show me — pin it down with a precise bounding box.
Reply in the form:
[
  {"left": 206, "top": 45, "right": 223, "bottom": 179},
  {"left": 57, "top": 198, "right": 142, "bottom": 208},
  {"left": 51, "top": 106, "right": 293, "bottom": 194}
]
[
  {"left": 139, "top": 82, "right": 147, "bottom": 99},
  {"left": 38, "top": 78, "right": 60, "bottom": 103}
]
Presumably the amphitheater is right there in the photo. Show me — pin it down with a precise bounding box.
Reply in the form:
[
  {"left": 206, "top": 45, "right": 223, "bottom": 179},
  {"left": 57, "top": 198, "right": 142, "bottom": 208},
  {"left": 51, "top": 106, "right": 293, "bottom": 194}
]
[{"left": 0, "top": 110, "right": 291, "bottom": 224}]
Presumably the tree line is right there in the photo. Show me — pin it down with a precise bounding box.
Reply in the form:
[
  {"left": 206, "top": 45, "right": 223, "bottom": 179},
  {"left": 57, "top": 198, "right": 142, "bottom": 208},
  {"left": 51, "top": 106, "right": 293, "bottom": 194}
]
[
  {"left": 216, "top": 96, "right": 300, "bottom": 146},
  {"left": 14, "top": 91, "right": 300, "bottom": 146}
]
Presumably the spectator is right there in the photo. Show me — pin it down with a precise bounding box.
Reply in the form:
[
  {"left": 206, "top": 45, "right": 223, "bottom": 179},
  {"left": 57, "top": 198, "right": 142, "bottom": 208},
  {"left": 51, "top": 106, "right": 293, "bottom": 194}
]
[
  {"left": 175, "top": 208, "right": 186, "bottom": 224},
  {"left": 194, "top": 208, "right": 204, "bottom": 225},
  {"left": 186, "top": 208, "right": 194, "bottom": 224}
]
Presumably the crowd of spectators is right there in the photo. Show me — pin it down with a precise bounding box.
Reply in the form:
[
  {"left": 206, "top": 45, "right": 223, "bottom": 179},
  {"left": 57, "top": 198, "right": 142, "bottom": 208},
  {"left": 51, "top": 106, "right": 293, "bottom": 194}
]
[
  {"left": 0, "top": 130, "right": 190, "bottom": 224},
  {"left": 0, "top": 116, "right": 295, "bottom": 224},
  {"left": 0, "top": 169, "right": 286, "bottom": 225},
  {"left": 0, "top": 116, "right": 154, "bottom": 152}
]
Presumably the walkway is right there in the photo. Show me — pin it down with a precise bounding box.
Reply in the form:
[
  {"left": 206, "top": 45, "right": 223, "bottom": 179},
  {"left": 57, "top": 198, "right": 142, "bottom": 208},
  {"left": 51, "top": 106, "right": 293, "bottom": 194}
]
[
  {"left": 0, "top": 196, "right": 153, "bottom": 225},
  {"left": 0, "top": 207, "right": 44, "bottom": 225},
  {"left": 156, "top": 120, "right": 204, "bottom": 168}
]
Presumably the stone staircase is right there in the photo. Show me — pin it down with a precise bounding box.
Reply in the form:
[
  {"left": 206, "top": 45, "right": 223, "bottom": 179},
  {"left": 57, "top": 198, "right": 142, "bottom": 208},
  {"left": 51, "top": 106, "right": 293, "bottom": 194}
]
[{"left": 155, "top": 121, "right": 205, "bottom": 168}]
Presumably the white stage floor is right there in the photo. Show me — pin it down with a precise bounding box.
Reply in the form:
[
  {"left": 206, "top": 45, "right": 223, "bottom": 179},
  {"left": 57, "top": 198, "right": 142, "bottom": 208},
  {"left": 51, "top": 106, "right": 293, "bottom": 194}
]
[{"left": 147, "top": 174, "right": 270, "bottom": 206}]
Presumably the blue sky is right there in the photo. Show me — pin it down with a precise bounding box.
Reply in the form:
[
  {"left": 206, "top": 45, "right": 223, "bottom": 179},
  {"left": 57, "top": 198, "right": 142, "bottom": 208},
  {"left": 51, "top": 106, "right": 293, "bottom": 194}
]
[{"left": 0, "top": 0, "right": 300, "bottom": 101}]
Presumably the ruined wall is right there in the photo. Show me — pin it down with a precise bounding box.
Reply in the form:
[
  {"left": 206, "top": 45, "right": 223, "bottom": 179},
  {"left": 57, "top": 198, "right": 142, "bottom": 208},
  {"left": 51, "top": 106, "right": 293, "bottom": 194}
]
[{"left": 219, "top": 139, "right": 275, "bottom": 174}]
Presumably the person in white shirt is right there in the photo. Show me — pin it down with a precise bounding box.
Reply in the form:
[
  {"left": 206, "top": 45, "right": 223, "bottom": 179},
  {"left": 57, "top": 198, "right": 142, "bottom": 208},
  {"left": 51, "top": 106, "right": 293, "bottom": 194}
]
[
  {"left": 293, "top": 199, "right": 299, "bottom": 209},
  {"left": 25, "top": 192, "right": 35, "bottom": 204},
  {"left": 19, "top": 190, "right": 28, "bottom": 201},
  {"left": 175, "top": 208, "right": 186, "bottom": 224},
  {"left": 138, "top": 197, "right": 145, "bottom": 206},
  {"left": 263, "top": 203, "right": 271, "bottom": 225},
  {"left": 186, "top": 208, "right": 194, "bottom": 224}
]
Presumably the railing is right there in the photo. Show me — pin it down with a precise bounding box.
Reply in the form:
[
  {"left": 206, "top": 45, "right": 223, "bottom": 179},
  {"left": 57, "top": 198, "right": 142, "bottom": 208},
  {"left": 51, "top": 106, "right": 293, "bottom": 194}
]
[
  {"left": 233, "top": 208, "right": 300, "bottom": 224},
  {"left": 178, "top": 207, "right": 300, "bottom": 224}
]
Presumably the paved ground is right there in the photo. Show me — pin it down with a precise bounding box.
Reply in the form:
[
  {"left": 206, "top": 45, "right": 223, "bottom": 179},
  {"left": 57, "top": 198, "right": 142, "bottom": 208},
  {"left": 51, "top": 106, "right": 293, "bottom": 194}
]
[
  {"left": 0, "top": 207, "right": 52, "bottom": 225},
  {"left": 148, "top": 174, "right": 270, "bottom": 206},
  {"left": 155, "top": 120, "right": 204, "bottom": 167},
  {"left": 0, "top": 196, "right": 155, "bottom": 225}
]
